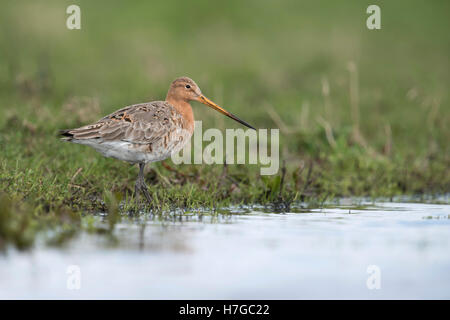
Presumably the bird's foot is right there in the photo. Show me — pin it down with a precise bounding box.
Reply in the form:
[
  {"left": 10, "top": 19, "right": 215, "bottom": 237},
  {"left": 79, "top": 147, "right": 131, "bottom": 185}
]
[
  {"left": 135, "top": 178, "right": 152, "bottom": 205},
  {"left": 140, "top": 182, "right": 152, "bottom": 204},
  {"left": 134, "top": 182, "right": 140, "bottom": 208}
]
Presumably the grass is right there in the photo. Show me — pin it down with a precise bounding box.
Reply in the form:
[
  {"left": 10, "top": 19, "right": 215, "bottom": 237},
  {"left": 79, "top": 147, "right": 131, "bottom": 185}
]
[{"left": 0, "top": 0, "right": 449, "bottom": 250}]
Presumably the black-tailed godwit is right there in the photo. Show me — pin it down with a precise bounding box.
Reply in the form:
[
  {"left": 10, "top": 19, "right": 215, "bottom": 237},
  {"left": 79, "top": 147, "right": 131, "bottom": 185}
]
[{"left": 61, "top": 77, "right": 255, "bottom": 202}]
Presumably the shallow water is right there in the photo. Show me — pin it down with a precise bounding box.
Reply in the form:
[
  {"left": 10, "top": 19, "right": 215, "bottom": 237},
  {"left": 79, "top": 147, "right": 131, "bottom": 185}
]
[{"left": 0, "top": 201, "right": 449, "bottom": 299}]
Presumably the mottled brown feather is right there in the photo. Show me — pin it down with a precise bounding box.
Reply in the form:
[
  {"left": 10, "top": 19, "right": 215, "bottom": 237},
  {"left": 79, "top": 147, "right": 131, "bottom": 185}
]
[{"left": 61, "top": 101, "right": 190, "bottom": 145}]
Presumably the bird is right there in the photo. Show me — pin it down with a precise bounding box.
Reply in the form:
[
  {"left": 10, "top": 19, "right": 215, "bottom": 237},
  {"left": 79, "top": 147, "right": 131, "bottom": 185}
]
[{"left": 60, "top": 77, "right": 255, "bottom": 203}]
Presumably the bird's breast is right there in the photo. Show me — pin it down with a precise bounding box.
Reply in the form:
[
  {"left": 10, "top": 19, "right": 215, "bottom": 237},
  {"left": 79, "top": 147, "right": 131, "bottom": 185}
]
[{"left": 129, "top": 126, "right": 193, "bottom": 163}]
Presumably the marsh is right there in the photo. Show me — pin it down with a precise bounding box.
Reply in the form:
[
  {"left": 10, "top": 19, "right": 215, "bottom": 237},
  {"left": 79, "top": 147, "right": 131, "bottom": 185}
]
[{"left": 0, "top": 0, "right": 449, "bottom": 300}]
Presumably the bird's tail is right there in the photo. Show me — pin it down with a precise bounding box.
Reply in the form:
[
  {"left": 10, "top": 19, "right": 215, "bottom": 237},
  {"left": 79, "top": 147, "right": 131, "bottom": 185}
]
[
  {"left": 60, "top": 129, "right": 74, "bottom": 141},
  {"left": 59, "top": 124, "right": 103, "bottom": 142}
]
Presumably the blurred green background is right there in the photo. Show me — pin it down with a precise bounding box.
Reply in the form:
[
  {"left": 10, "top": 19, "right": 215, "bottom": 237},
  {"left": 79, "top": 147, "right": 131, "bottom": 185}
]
[{"left": 0, "top": 0, "right": 449, "bottom": 210}]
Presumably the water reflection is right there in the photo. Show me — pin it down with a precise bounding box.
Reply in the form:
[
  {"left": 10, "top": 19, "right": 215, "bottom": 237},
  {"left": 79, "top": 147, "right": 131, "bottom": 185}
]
[{"left": 0, "top": 201, "right": 449, "bottom": 299}]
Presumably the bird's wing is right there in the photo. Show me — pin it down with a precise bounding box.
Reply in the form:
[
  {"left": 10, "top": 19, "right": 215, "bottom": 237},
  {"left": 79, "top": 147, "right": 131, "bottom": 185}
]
[{"left": 61, "top": 101, "right": 184, "bottom": 144}]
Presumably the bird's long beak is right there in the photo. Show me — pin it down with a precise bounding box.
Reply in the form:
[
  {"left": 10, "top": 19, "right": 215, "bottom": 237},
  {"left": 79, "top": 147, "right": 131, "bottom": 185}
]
[{"left": 197, "top": 95, "right": 256, "bottom": 130}]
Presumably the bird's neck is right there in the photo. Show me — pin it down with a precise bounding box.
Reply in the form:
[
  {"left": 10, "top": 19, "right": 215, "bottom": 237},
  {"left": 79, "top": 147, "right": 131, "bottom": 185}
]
[{"left": 166, "top": 97, "right": 194, "bottom": 132}]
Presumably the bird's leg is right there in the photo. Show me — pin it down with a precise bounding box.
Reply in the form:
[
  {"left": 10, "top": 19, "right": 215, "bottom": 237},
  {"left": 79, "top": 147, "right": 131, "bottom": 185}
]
[
  {"left": 134, "top": 176, "right": 140, "bottom": 205},
  {"left": 136, "top": 162, "right": 152, "bottom": 204}
]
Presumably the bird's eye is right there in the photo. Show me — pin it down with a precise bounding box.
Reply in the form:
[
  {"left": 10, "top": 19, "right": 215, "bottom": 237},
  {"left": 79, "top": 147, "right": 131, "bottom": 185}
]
[{"left": 185, "top": 84, "right": 191, "bottom": 89}]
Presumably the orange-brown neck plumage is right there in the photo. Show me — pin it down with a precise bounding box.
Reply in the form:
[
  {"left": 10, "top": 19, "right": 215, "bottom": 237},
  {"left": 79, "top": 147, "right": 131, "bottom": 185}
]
[
  {"left": 166, "top": 80, "right": 197, "bottom": 133},
  {"left": 165, "top": 96, "right": 194, "bottom": 132}
]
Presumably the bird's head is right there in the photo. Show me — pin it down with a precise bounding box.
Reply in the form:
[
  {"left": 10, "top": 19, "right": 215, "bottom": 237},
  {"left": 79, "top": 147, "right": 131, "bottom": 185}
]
[{"left": 166, "top": 76, "right": 255, "bottom": 130}]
